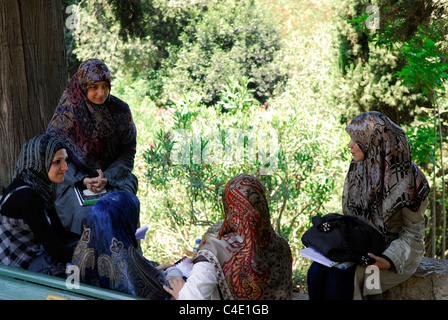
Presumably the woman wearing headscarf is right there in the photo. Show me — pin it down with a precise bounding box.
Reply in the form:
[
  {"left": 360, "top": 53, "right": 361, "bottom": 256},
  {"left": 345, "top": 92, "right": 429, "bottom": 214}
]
[
  {"left": 164, "top": 174, "right": 293, "bottom": 300},
  {"left": 0, "top": 135, "right": 79, "bottom": 276},
  {"left": 307, "top": 111, "right": 430, "bottom": 300},
  {"left": 46, "top": 58, "right": 138, "bottom": 234},
  {"left": 71, "top": 191, "right": 169, "bottom": 300}
]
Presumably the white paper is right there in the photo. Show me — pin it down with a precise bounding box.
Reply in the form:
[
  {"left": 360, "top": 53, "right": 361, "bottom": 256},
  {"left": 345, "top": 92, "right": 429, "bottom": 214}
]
[
  {"left": 83, "top": 188, "right": 107, "bottom": 196},
  {"left": 175, "top": 257, "right": 194, "bottom": 278},
  {"left": 135, "top": 225, "right": 149, "bottom": 240},
  {"left": 300, "top": 247, "right": 336, "bottom": 267},
  {"left": 299, "top": 247, "right": 354, "bottom": 270}
]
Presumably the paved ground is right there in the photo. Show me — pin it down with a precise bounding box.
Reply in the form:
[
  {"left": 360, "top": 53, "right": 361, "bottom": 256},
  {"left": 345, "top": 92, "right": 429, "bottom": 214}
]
[{"left": 292, "top": 292, "right": 308, "bottom": 300}]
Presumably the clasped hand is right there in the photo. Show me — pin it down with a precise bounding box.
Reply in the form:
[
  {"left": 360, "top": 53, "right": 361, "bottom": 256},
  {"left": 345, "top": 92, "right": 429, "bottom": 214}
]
[{"left": 83, "top": 169, "right": 108, "bottom": 193}]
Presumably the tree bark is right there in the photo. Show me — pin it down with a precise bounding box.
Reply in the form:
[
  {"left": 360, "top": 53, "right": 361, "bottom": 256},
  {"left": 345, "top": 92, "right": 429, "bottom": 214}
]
[{"left": 0, "top": 0, "right": 67, "bottom": 192}]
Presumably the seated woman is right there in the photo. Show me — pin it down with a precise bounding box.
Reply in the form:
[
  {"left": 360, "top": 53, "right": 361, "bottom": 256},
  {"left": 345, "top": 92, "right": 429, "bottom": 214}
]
[
  {"left": 163, "top": 174, "right": 293, "bottom": 300},
  {"left": 71, "top": 191, "right": 169, "bottom": 300},
  {"left": 46, "top": 58, "right": 138, "bottom": 234},
  {"left": 0, "top": 135, "right": 79, "bottom": 276},
  {"left": 307, "top": 111, "right": 430, "bottom": 300}
]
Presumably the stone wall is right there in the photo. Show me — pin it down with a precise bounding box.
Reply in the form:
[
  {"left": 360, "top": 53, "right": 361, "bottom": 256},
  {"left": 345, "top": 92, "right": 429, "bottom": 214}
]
[{"left": 383, "top": 257, "right": 448, "bottom": 300}]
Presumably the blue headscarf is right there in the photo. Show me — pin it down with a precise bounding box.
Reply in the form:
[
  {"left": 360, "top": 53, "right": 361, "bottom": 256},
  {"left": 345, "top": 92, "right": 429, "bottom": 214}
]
[{"left": 71, "top": 191, "right": 168, "bottom": 299}]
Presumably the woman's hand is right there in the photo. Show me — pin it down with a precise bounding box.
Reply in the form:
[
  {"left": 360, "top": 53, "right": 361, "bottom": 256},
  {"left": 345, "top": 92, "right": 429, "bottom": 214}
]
[
  {"left": 163, "top": 276, "right": 186, "bottom": 300},
  {"left": 368, "top": 253, "right": 391, "bottom": 270},
  {"left": 83, "top": 169, "right": 108, "bottom": 193}
]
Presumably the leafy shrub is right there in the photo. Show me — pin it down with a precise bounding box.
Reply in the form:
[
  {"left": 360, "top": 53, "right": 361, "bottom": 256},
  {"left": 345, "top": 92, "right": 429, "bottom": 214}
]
[
  {"left": 161, "top": 0, "right": 286, "bottom": 106},
  {"left": 69, "top": 0, "right": 285, "bottom": 107},
  {"left": 331, "top": 0, "right": 432, "bottom": 125},
  {"left": 70, "top": 1, "right": 157, "bottom": 76}
]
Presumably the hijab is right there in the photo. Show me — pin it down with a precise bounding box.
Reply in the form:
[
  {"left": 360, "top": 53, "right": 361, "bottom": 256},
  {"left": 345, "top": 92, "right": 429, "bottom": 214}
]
[
  {"left": 46, "top": 59, "right": 136, "bottom": 174},
  {"left": 7, "top": 134, "right": 64, "bottom": 211},
  {"left": 343, "top": 111, "right": 430, "bottom": 235},
  {"left": 197, "top": 174, "right": 293, "bottom": 300},
  {"left": 71, "top": 191, "right": 168, "bottom": 300}
]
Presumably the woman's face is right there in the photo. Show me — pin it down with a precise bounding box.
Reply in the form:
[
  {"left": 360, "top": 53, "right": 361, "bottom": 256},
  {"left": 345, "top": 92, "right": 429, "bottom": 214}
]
[
  {"left": 48, "top": 149, "right": 69, "bottom": 183},
  {"left": 348, "top": 138, "right": 365, "bottom": 162},
  {"left": 87, "top": 81, "right": 110, "bottom": 105}
]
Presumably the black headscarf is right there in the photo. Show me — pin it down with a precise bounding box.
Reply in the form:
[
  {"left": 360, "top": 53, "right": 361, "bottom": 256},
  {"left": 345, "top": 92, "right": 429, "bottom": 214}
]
[{"left": 8, "top": 134, "right": 64, "bottom": 210}]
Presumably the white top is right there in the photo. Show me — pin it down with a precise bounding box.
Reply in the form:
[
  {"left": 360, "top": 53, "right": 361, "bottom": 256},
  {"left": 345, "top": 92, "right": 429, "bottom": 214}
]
[{"left": 178, "top": 261, "right": 220, "bottom": 300}]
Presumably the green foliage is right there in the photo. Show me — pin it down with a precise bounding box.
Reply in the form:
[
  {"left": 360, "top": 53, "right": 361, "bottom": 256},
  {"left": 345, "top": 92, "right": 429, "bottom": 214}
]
[
  {"left": 70, "top": 1, "right": 158, "bottom": 76},
  {"left": 342, "top": 1, "right": 448, "bottom": 111},
  {"left": 332, "top": 0, "right": 433, "bottom": 125},
  {"left": 350, "top": 12, "right": 448, "bottom": 98},
  {"left": 161, "top": 0, "right": 285, "bottom": 105},
  {"left": 407, "top": 117, "right": 440, "bottom": 168},
  {"left": 69, "top": 0, "right": 285, "bottom": 107},
  {"left": 108, "top": 0, "right": 147, "bottom": 40},
  {"left": 217, "top": 76, "right": 256, "bottom": 112},
  {"left": 394, "top": 35, "right": 448, "bottom": 97}
]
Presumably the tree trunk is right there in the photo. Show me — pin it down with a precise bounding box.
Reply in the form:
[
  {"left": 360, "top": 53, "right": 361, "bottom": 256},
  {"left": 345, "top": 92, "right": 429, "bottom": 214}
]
[{"left": 0, "top": 0, "right": 67, "bottom": 192}]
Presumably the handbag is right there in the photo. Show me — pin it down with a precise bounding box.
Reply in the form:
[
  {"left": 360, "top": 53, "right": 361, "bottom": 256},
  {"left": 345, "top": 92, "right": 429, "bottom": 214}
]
[{"left": 301, "top": 213, "right": 386, "bottom": 265}]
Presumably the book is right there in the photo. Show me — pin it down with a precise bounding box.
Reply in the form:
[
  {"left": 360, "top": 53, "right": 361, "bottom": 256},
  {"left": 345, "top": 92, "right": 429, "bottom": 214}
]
[
  {"left": 299, "top": 247, "right": 354, "bottom": 270},
  {"left": 74, "top": 186, "right": 109, "bottom": 206}
]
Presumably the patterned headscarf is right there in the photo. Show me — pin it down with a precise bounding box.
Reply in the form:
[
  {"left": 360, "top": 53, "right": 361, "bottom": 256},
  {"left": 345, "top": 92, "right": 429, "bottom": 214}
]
[
  {"left": 10, "top": 134, "right": 64, "bottom": 210},
  {"left": 46, "top": 59, "right": 136, "bottom": 174},
  {"left": 71, "top": 191, "right": 168, "bottom": 300},
  {"left": 343, "top": 111, "right": 430, "bottom": 235},
  {"left": 197, "top": 174, "right": 293, "bottom": 300}
]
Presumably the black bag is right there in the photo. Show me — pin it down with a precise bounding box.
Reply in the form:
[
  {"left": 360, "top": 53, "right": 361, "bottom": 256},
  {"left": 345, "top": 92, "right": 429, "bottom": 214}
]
[{"left": 301, "top": 213, "right": 386, "bottom": 265}]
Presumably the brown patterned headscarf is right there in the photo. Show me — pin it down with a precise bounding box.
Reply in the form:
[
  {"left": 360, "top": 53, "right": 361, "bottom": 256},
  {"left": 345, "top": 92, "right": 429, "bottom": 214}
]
[
  {"left": 343, "top": 111, "right": 430, "bottom": 235},
  {"left": 197, "top": 174, "right": 293, "bottom": 300}
]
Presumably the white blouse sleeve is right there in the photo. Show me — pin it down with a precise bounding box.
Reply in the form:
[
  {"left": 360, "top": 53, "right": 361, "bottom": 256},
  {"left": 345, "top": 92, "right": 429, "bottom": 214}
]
[{"left": 178, "top": 261, "right": 218, "bottom": 300}]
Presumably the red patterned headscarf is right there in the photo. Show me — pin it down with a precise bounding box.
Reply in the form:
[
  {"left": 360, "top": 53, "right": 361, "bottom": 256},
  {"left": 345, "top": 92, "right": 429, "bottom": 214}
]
[
  {"left": 198, "top": 174, "right": 293, "bottom": 300},
  {"left": 343, "top": 111, "right": 430, "bottom": 235},
  {"left": 46, "top": 59, "right": 136, "bottom": 174}
]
